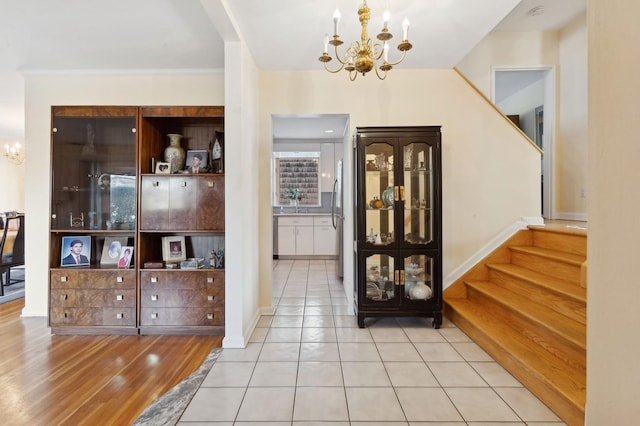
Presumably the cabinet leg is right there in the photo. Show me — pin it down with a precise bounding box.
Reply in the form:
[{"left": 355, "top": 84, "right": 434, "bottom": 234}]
[
  {"left": 357, "top": 314, "right": 365, "bottom": 328},
  {"left": 432, "top": 312, "right": 442, "bottom": 329}
]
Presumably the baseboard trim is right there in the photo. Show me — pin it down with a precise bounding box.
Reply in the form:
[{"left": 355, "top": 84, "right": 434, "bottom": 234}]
[
  {"left": 443, "top": 218, "right": 540, "bottom": 289},
  {"left": 555, "top": 212, "right": 588, "bottom": 221}
]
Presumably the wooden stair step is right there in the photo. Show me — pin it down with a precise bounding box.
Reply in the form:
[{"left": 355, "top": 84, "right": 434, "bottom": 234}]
[
  {"left": 464, "top": 280, "right": 586, "bottom": 351},
  {"left": 487, "top": 263, "right": 586, "bottom": 325},
  {"left": 509, "top": 246, "right": 584, "bottom": 284},
  {"left": 444, "top": 297, "right": 585, "bottom": 425},
  {"left": 487, "top": 263, "right": 586, "bottom": 303},
  {"left": 528, "top": 225, "right": 587, "bottom": 257},
  {"left": 510, "top": 246, "right": 585, "bottom": 266}
]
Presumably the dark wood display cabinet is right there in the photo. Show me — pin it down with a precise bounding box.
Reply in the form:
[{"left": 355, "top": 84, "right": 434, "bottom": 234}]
[
  {"left": 48, "top": 106, "right": 225, "bottom": 335},
  {"left": 354, "top": 126, "right": 443, "bottom": 328}
]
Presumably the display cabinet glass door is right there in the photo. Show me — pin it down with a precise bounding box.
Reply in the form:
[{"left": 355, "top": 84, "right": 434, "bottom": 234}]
[
  {"left": 402, "top": 141, "right": 434, "bottom": 245},
  {"left": 403, "top": 253, "right": 435, "bottom": 302},
  {"left": 364, "top": 141, "right": 395, "bottom": 246},
  {"left": 363, "top": 253, "right": 397, "bottom": 304},
  {"left": 51, "top": 116, "right": 137, "bottom": 230}
]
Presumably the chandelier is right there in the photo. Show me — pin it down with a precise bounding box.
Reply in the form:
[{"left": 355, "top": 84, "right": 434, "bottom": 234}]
[
  {"left": 4, "top": 141, "right": 25, "bottom": 165},
  {"left": 318, "top": 0, "right": 412, "bottom": 81}
]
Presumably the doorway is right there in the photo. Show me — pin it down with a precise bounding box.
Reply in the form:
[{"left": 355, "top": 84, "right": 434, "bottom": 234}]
[{"left": 492, "top": 66, "right": 555, "bottom": 219}]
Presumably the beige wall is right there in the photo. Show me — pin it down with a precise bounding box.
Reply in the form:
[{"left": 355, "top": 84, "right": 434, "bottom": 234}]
[
  {"left": 22, "top": 72, "right": 224, "bottom": 316},
  {"left": 558, "top": 14, "right": 588, "bottom": 218},
  {"left": 587, "top": 0, "right": 640, "bottom": 423},
  {"left": 257, "top": 68, "right": 542, "bottom": 311},
  {"left": 457, "top": 24, "right": 588, "bottom": 221}
]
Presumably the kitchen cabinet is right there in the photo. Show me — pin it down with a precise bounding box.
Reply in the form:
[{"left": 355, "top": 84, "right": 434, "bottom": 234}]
[
  {"left": 354, "top": 126, "right": 442, "bottom": 328},
  {"left": 313, "top": 216, "right": 337, "bottom": 255},
  {"left": 278, "top": 216, "right": 314, "bottom": 256}
]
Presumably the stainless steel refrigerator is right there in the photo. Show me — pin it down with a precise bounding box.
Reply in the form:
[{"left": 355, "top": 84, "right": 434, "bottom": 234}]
[{"left": 331, "top": 159, "right": 344, "bottom": 278}]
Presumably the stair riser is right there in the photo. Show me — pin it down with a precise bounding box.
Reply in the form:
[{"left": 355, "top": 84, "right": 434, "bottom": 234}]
[
  {"left": 465, "top": 286, "right": 586, "bottom": 374},
  {"left": 532, "top": 230, "right": 586, "bottom": 257},
  {"left": 488, "top": 269, "right": 586, "bottom": 325},
  {"left": 444, "top": 304, "right": 585, "bottom": 426},
  {"left": 511, "top": 251, "right": 581, "bottom": 284}
]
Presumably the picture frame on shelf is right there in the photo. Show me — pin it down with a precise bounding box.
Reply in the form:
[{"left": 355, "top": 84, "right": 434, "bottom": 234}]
[
  {"left": 155, "top": 161, "right": 171, "bottom": 174},
  {"left": 185, "top": 150, "right": 209, "bottom": 174},
  {"left": 161, "top": 236, "right": 186, "bottom": 264},
  {"left": 117, "top": 246, "right": 134, "bottom": 269},
  {"left": 100, "top": 237, "right": 128, "bottom": 265},
  {"left": 60, "top": 235, "right": 91, "bottom": 267}
]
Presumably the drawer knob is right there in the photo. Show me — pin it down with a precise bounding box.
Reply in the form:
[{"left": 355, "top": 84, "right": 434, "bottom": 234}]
[
  {"left": 151, "top": 294, "right": 158, "bottom": 301},
  {"left": 116, "top": 276, "right": 123, "bottom": 283},
  {"left": 151, "top": 276, "right": 158, "bottom": 283},
  {"left": 62, "top": 294, "right": 68, "bottom": 300},
  {"left": 116, "top": 294, "right": 124, "bottom": 301},
  {"left": 153, "top": 181, "right": 159, "bottom": 187},
  {"left": 151, "top": 313, "right": 158, "bottom": 319},
  {"left": 60, "top": 276, "right": 67, "bottom": 282},
  {"left": 180, "top": 181, "right": 187, "bottom": 187},
  {"left": 116, "top": 313, "right": 124, "bottom": 319},
  {"left": 207, "top": 313, "right": 214, "bottom": 320},
  {"left": 207, "top": 295, "right": 214, "bottom": 301},
  {"left": 63, "top": 312, "right": 68, "bottom": 318},
  {"left": 207, "top": 277, "right": 214, "bottom": 283},
  {"left": 207, "top": 181, "right": 214, "bottom": 188}
]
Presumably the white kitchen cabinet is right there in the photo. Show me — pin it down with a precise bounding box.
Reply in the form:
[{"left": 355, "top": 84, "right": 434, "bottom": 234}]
[
  {"left": 278, "top": 216, "right": 314, "bottom": 256},
  {"left": 313, "top": 216, "right": 337, "bottom": 255}
]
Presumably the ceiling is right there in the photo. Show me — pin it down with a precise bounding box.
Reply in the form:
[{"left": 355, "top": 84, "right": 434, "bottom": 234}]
[{"left": 0, "top": 0, "right": 585, "bottom": 141}]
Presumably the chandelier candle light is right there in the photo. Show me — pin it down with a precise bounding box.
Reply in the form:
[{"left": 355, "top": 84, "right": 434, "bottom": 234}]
[{"left": 318, "top": 0, "right": 412, "bottom": 80}]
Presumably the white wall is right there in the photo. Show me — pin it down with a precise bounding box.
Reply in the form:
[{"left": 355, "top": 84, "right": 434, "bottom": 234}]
[
  {"left": 257, "top": 68, "right": 542, "bottom": 312},
  {"left": 587, "top": 1, "right": 640, "bottom": 423},
  {"left": 0, "top": 71, "right": 26, "bottom": 213},
  {"left": 22, "top": 72, "right": 224, "bottom": 316},
  {"left": 497, "top": 79, "right": 545, "bottom": 140},
  {"left": 0, "top": 137, "right": 25, "bottom": 212},
  {"left": 223, "top": 41, "right": 262, "bottom": 348}
]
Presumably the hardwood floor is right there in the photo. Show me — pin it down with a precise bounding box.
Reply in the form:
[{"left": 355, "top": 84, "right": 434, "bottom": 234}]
[{"left": 0, "top": 298, "right": 221, "bottom": 425}]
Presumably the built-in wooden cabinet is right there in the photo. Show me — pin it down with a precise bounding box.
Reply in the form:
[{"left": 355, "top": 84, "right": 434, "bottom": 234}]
[{"left": 48, "top": 105, "right": 225, "bottom": 335}]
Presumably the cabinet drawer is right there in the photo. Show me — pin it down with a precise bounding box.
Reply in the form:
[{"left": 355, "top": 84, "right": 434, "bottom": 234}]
[
  {"left": 313, "top": 216, "right": 332, "bottom": 226},
  {"left": 140, "top": 270, "right": 224, "bottom": 290},
  {"left": 278, "top": 216, "right": 313, "bottom": 226},
  {"left": 49, "top": 307, "right": 136, "bottom": 326},
  {"left": 141, "top": 288, "right": 223, "bottom": 308},
  {"left": 140, "top": 307, "right": 224, "bottom": 326},
  {"left": 50, "top": 289, "right": 136, "bottom": 308},
  {"left": 50, "top": 270, "right": 136, "bottom": 289}
]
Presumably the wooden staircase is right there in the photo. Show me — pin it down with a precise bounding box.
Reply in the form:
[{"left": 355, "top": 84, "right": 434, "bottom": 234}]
[{"left": 444, "top": 225, "right": 586, "bottom": 425}]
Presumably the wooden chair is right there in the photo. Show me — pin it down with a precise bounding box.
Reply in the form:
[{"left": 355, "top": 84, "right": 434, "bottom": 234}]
[{"left": 0, "top": 213, "right": 25, "bottom": 296}]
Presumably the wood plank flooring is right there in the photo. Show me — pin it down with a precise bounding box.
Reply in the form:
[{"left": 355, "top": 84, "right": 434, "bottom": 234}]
[{"left": 0, "top": 298, "right": 221, "bottom": 425}]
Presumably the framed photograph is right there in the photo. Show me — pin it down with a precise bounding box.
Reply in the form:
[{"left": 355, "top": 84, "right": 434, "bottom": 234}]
[
  {"left": 100, "top": 237, "right": 128, "bottom": 265},
  {"left": 61, "top": 235, "right": 91, "bottom": 267},
  {"left": 161, "top": 236, "right": 186, "bottom": 264},
  {"left": 155, "top": 161, "right": 171, "bottom": 174},
  {"left": 185, "top": 150, "right": 209, "bottom": 173},
  {"left": 117, "top": 246, "right": 134, "bottom": 269}
]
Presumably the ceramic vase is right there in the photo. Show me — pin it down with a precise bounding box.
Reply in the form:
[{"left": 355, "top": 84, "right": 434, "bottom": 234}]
[{"left": 164, "top": 133, "right": 186, "bottom": 173}]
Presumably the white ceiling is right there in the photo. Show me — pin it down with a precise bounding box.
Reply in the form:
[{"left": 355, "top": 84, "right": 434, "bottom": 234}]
[{"left": 0, "top": 0, "right": 585, "bottom": 141}]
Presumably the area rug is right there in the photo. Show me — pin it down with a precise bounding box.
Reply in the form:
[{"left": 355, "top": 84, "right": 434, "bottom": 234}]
[{"left": 133, "top": 347, "right": 223, "bottom": 425}]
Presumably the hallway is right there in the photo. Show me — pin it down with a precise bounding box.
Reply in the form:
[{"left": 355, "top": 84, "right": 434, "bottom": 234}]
[{"left": 178, "top": 259, "right": 565, "bottom": 424}]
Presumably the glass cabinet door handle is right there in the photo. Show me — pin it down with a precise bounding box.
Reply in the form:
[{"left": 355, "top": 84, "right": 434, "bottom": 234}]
[
  {"left": 400, "top": 186, "right": 406, "bottom": 201},
  {"left": 395, "top": 270, "right": 400, "bottom": 285},
  {"left": 394, "top": 186, "right": 399, "bottom": 201},
  {"left": 400, "top": 270, "right": 405, "bottom": 285}
]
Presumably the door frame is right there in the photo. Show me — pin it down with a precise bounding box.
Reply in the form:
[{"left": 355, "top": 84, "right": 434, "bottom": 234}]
[{"left": 491, "top": 65, "right": 556, "bottom": 219}]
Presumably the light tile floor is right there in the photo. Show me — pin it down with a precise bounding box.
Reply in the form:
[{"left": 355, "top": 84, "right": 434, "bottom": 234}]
[{"left": 178, "top": 259, "right": 566, "bottom": 425}]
